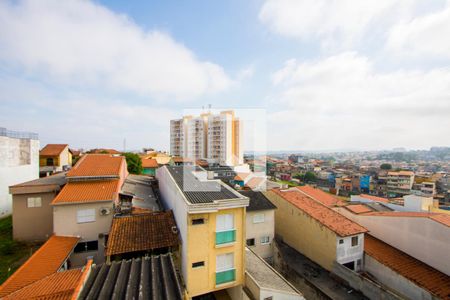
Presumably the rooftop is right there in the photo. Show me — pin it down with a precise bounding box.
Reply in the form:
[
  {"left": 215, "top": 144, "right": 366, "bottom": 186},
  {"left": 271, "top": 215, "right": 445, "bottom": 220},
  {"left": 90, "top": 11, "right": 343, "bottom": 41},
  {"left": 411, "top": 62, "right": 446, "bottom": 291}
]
[
  {"left": 9, "top": 172, "right": 67, "bottom": 194},
  {"left": 361, "top": 211, "right": 450, "bottom": 227},
  {"left": 270, "top": 189, "right": 367, "bottom": 237},
  {"left": 39, "top": 144, "right": 68, "bottom": 156},
  {"left": 388, "top": 171, "right": 415, "bottom": 176},
  {"left": 365, "top": 234, "right": 450, "bottom": 299},
  {"left": 77, "top": 255, "right": 183, "bottom": 299},
  {"left": 234, "top": 172, "right": 250, "bottom": 181},
  {"left": 345, "top": 204, "right": 373, "bottom": 214},
  {"left": 66, "top": 154, "right": 124, "bottom": 178},
  {"left": 166, "top": 166, "right": 245, "bottom": 204},
  {"left": 246, "top": 177, "right": 266, "bottom": 190},
  {"left": 357, "top": 194, "right": 389, "bottom": 203},
  {"left": 141, "top": 158, "right": 158, "bottom": 168},
  {"left": 296, "top": 185, "right": 345, "bottom": 207},
  {"left": 52, "top": 179, "right": 119, "bottom": 205},
  {"left": 3, "top": 268, "right": 84, "bottom": 300},
  {"left": 106, "top": 211, "right": 179, "bottom": 256},
  {"left": 245, "top": 248, "right": 300, "bottom": 296},
  {"left": 121, "top": 174, "right": 160, "bottom": 211},
  {"left": 239, "top": 190, "right": 276, "bottom": 212},
  {"left": 0, "top": 235, "right": 79, "bottom": 298}
]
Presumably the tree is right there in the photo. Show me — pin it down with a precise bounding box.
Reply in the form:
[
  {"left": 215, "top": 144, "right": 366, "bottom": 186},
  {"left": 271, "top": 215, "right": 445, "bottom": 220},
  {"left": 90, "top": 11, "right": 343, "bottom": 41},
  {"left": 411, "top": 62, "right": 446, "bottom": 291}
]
[
  {"left": 380, "top": 163, "right": 392, "bottom": 170},
  {"left": 304, "top": 171, "right": 317, "bottom": 183},
  {"left": 123, "top": 152, "right": 143, "bottom": 174}
]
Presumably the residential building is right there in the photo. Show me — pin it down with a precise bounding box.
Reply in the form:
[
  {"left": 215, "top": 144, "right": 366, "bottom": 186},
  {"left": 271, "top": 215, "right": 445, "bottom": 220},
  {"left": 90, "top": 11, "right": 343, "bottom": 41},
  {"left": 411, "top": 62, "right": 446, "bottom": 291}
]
[
  {"left": 0, "top": 127, "right": 39, "bottom": 216},
  {"left": 240, "top": 191, "right": 276, "bottom": 260},
  {"left": 0, "top": 235, "right": 79, "bottom": 298},
  {"left": 170, "top": 110, "right": 243, "bottom": 166},
  {"left": 9, "top": 172, "right": 66, "bottom": 241},
  {"left": 296, "top": 185, "right": 345, "bottom": 207},
  {"left": 39, "top": 144, "right": 72, "bottom": 176},
  {"left": 244, "top": 248, "right": 304, "bottom": 300},
  {"left": 141, "top": 157, "right": 158, "bottom": 176},
  {"left": 157, "top": 165, "right": 249, "bottom": 298},
  {"left": 364, "top": 234, "right": 450, "bottom": 300},
  {"left": 387, "top": 170, "right": 415, "bottom": 197},
  {"left": 264, "top": 188, "right": 367, "bottom": 271},
  {"left": 51, "top": 154, "right": 128, "bottom": 266}
]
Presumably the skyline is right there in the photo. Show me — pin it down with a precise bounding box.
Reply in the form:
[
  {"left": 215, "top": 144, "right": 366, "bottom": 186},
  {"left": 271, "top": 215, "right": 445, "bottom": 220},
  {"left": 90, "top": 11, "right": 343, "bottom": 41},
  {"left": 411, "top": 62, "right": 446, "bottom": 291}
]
[{"left": 1, "top": 0, "right": 450, "bottom": 151}]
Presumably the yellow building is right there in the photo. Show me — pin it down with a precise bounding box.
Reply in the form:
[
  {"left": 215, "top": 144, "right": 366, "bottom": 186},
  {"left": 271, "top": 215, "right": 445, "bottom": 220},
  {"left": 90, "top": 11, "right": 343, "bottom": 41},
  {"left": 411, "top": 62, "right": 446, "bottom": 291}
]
[
  {"left": 157, "top": 166, "right": 249, "bottom": 298},
  {"left": 264, "top": 189, "right": 367, "bottom": 272},
  {"left": 39, "top": 144, "right": 72, "bottom": 176}
]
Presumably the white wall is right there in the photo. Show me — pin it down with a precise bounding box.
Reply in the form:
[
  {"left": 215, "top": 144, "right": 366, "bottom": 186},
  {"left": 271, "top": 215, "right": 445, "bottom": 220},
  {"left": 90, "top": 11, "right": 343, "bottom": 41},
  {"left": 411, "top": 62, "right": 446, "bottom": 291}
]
[
  {"left": 0, "top": 136, "right": 39, "bottom": 216},
  {"left": 336, "top": 208, "right": 450, "bottom": 275},
  {"left": 246, "top": 210, "right": 275, "bottom": 259},
  {"left": 335, "top": 233, "right": 364, "bottom": 270}
]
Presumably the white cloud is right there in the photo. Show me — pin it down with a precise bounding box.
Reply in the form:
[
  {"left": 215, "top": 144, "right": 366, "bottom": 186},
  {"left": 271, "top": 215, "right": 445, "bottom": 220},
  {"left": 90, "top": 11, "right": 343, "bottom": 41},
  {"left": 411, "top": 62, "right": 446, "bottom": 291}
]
[
  {"left": 386, "top": 1, "right": 450, "bottom": 59},
  {"left": 268, "top": 52, "right": 450, "bottom": 150},
  {"left": 0, "top": 0, "right": 232, "bottom": 100}
]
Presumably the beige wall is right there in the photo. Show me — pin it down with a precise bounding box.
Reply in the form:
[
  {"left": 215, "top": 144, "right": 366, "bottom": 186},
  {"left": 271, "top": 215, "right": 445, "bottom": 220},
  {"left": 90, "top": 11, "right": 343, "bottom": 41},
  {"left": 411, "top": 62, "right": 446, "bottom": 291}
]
[
  {"left": 12, "top": 192, "right": 55, "bottom": 241},
  {"left": 264, "top": 191, "right": 337, "bottom": 271},
  {"left": 246, "top": 209, "right": 275, "bottom": 260}
]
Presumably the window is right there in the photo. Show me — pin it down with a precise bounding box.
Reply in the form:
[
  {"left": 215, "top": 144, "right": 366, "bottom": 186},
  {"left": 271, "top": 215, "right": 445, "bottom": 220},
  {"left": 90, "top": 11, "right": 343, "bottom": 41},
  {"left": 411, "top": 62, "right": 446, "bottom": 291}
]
[
  {"left": 246, "top": 238, "right": 255, "bottom": 246},
  {"left": 192, "top": 261, "right": 205, "bottom": 268},
  {"left": 74, "top": 240, "right": 98, "bottom": 253},
  {"left": 216, "top": 253, "right": 234, "bottom": 272},
  {"left": 192, "top": 218, "right": 205, "bottom": 225},
  {"left": 27, "top": 197, "right": 42, "bottom": 208},
  {"left": 339, "top": 239, "right": 344, "bottom": 244},
  {"left": 253, "top": 213, "right": 265, "bottom": 224},
  {"left": 351, "top": 236, "right": 359, "bottom": 247},
  {"left": 77, "top": 209, "right": 96, "bottom": 223},
  {"left": 216, "top": 214, "right": 234, "bottom": 232},
  {"left": 46, "top": 158, "right": 54, "bottom": 166},
  {"left": 260, "top": 236, "right": 270, "bottom": 245}
]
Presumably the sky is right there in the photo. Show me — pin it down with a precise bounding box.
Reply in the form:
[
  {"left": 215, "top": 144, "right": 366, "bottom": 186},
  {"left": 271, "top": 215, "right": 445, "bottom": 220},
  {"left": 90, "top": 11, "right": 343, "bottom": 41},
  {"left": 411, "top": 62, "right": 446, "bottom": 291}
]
[{"left": 1, "top": 0, "right": 449, "bottom": 152}]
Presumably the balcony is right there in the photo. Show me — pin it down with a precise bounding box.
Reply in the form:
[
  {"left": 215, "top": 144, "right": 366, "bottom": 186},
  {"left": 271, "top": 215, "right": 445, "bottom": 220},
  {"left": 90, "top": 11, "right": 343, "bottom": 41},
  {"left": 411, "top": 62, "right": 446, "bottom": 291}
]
[
  {"left": 216, "top": 269, "right": 235, "bottom": 285},
  {"left": 216, "top": 229, "right": 236, "bottom": 245}
]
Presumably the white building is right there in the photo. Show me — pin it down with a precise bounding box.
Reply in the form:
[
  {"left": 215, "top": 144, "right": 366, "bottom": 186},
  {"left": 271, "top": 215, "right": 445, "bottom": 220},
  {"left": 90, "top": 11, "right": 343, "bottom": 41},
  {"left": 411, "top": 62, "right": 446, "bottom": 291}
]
[
  {"left": 170, "top": 110, "right": 243, "bottom": 166},
  {"left": 0, "top": 127, "right": 39, "bottom": 216}
]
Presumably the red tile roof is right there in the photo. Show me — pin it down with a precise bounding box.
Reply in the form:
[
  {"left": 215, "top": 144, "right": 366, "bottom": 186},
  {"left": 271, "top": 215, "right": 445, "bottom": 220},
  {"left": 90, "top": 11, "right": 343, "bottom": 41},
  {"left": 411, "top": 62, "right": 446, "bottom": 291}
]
[
  {"left": 89, "top": 148, "right": 121, "bottom": 154},
  {"left": 365, "top": 234, "right": 450, "bottom": 299},
  {"left": 52, "top": 180, "right": 119, "bottom": 205},
  {"left": 246, "top": 177, "right": 265, "bottom": 189},
  {"left": 40, "top": 144, "right": 68, "bottom": 156},
  {"left": 142, "top": 158, "right": 158, "bottom": 168},
  {"left": 362, "top": 211, "right": 450, "bottom": 227},
  {"left": 271, "top": 189, "right": 367, "bottom": 237},
  {"left": 296, "top": 185, "right": 345, "bottom": 207},
  {"left": 3, "top": 268, "right": 84, "bottom": 300},
  {"left": 67, "top": 154, "right": 124, "bottom": 177},
  {"left": 0, "top": 235, "right": 79, "bottom": 298},
  {"left": 106, "top": 211, "right": 179, "bottom": 256},
  {"left": 358, "top": 194, "right": 389, "bottom": 203},
  {"left": 345, "top": 204, "right": 373, "bottom": 214},
  {"left": 172, "top": 156, "right": 193, "bottom": 163},
  {"left": 235, "top": 173, "right": 250, "bottom": 181}
]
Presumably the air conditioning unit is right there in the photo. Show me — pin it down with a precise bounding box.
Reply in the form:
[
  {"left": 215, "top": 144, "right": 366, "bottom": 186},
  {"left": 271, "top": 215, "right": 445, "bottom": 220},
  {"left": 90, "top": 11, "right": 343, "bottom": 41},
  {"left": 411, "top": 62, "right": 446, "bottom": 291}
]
[{"left": 99, "top": 208, "right": 111, "bottom": 216}]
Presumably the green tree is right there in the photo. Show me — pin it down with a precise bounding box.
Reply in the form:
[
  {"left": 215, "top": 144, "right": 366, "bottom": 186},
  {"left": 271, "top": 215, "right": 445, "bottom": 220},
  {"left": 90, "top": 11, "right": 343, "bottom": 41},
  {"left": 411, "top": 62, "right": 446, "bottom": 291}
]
[
  {"left": 304, "top": 171, "right": 317, "bottom": 183},
  {"left": 123, "top": 152, "right": 143, "bottom": 174},
  {"left": 380, "top": 163, "right": 392, "bottom": 170}
]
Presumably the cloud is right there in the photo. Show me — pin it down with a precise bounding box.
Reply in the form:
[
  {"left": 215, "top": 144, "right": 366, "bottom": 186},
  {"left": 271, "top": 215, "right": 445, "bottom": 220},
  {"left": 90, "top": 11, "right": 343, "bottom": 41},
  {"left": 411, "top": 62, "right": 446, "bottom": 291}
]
[
  {"left": 0, "top": 0, "right": 232, "bottom": 100},
  {"left": 386, "top": 1, "right": 450, "bottom": 59},
  {"left": 268, "top": 52, "right": 450, "bottom": 150}
]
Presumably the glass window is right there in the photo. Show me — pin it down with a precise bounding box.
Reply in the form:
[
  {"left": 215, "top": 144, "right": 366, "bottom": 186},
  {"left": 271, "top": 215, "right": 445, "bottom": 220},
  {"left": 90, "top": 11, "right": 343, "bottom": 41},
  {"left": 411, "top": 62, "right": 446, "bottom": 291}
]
[
  {"left": 260, "top": 236, "right": 270, "bottom": 245},
  {"left": 216, "top": 214, "right": 234, "bottom": 232},
  {"left": 351, "top": 236, "right": 358, "bottom": 246},
  {"left": 253, "top": 213, "right": 265, "bottom": 223},
  {"left": 74, "top": 240, "right": 98, "bottom": 253},
  {"left": 77, "top": 209, "right": 96, "bottom": 223},
  {"left": 27, "top": 197, "right": 42, "bottom": 208},
  {"left": 339, "top": 239, "right": 344, "bottom": 244},
  {"left": 216, "top": 253, "right": 234, "bottom": 272}
]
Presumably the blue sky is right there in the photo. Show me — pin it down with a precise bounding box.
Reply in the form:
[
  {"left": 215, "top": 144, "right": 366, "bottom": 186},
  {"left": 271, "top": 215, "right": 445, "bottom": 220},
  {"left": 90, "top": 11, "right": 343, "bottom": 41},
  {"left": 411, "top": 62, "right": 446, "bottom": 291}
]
[{"left": 1, "top": 0, "right": 449, "bottom": 152}]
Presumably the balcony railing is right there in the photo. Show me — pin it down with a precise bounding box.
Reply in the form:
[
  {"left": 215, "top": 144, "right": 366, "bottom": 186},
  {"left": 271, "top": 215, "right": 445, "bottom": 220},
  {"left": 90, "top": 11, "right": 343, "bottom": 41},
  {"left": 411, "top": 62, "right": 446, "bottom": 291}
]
[
  {"left": 216, "top": 269, "right": 235, "bottom": 285},
  {"left": 216, "top": 229, "right": 236, "bottom": 245}
]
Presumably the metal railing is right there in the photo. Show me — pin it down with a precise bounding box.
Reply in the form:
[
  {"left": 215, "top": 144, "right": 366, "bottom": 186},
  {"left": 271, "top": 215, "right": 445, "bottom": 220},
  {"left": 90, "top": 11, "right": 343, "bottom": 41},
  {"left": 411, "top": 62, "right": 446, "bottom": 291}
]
[{"left": 0, "top": 127, "right": 38, "bottom": 140}]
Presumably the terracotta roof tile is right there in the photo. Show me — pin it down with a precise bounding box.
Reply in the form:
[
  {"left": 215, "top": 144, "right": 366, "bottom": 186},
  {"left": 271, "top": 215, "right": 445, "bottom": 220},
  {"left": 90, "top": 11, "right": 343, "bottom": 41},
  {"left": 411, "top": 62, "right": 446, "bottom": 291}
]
[
  {"left": 365, "top": 234, "right": 450, "bottom": 299},
  {"left": 362, "top": 211, "right": 450, "bottom": 227},
  {"left": 141, "top": 158, "right": 158, "bottom": 168},
  {"left": 296, "top": 185, "right": 345, "bottom": 207},
  {"left": 4, "top": 268, "right": 84, "bottom": 300},
  {"left": 52, "top": 180, "right": 119, "bottom": 205},
  {"left": 106, "top": 211, "right": 179, "bottom": 256},
  {"left": 234, "top": 173, "right": 250, "bottom": 181},
  {"left": 270, "top": 189, "right": 367, "bottom": 237},
  {"left": 172, "top": 157, "right": 192, "bottom": 163},
  {"left": 358, "top": 194, "right": 389, "bottom": 203},
  {"left": 346, "top": 204, "right": 373, "bottom": 214},
  {"left": 0, "top": 236, "right": 79, "bottom": 297},
  {"left": 246, "top": 177, "right": 265, "bottom": 189},
  {"left": 89, "top": 148, "right": 121, "bottom": 154},
  {"left": 40, "top": 144, "right": 68, "bottom": 156},
  {"left": 66, "top": 154, "right": 124, "bottom": 177}
]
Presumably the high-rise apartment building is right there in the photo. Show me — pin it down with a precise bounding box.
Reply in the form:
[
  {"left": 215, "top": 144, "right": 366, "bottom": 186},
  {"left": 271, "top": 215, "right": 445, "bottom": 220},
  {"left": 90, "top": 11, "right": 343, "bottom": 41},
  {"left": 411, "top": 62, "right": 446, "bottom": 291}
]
[{"left": 170, "top": 110, "right": 243, "bottom": 166}]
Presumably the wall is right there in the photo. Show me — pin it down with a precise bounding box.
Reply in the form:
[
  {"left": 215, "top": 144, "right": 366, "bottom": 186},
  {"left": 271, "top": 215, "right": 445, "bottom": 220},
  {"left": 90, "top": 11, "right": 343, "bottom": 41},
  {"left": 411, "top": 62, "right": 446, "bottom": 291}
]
[
  {"left": 364, "top": 255, "right": 435, "bottom": 300},
  {"left": 12, "top": 191, "right": 55, "bottom": 241},
  {"left": 264, "top": 191, "right": 337, "bottom": 271},
  {"left": 246, "top": 209, "right": 275, "bottom": 260},
  {"left": 335, "top": 233, "right": 364, "bottom": 270},
  {"left": 331, "top": 261, "right": 403, "bottom": 300},
  {"left": 0, "top": 136, "right": 39, "bottom": 216},
  {"left": 336, "top": 208, "right": 450, "bottom": 276}
]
